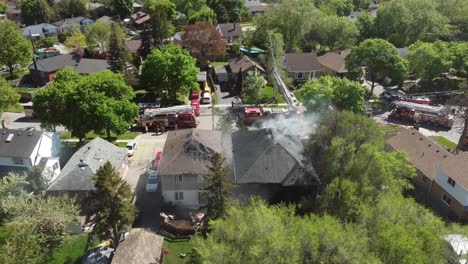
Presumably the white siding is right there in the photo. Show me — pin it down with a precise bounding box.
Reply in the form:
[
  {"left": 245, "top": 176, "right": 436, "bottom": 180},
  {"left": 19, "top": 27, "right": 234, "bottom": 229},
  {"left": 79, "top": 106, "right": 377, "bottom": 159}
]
[
  {"left": 162, "top": 190, "right": 200, "bottom": 209},
  {"left": 435, "top": 168, "right": 468, "bottom": 206}
]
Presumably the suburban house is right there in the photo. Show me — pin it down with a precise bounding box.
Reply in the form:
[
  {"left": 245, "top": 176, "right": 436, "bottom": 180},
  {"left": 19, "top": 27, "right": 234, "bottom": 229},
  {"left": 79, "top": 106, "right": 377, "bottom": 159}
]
[
  {"left": 245, "top": 0, "right": 268, "bottom": 16},
  {"left": 47, "top": 137, "right": 128, "bottom": 207},
  {"left": 29, "top": 53, "right": 110, "bottom": 85},
  {"left": 22, "top": 23, "right": 58, "bottom": 40},
  {"left": 53, "top": 16, "right": 95, "bottom": 33},
  {"left": 228, "top": 54, "right": 265, "bottom": 81},
  {"left": 0, "top": 128, "right": 62, "bottom": 182},
  {"left": 317, "top": 50, "right": 350, "bottom": 76},
  {"left": 130, "top": 11, "right": 150, "bottom": 28},
  {"left": 230, "top": 129, "right": 316, "bottom": 202},
  {"left": 284, "top": 53, "right": 321, "bottom": 80},
  {"left": 158, "top": 129, "right": 223, "bottom": 209},
  {"left": 387, "top": 128, "right": 468, "bottom": 222},
  {"left": 125, "top": 39, "right": 142, "bottom": 54},
  {"left": 216, "top": 23, "right": 242, "bottom": 44}
]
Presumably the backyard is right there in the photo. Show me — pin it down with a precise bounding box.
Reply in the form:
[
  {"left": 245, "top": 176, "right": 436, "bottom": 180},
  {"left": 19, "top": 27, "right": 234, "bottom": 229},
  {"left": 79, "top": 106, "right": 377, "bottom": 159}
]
[
  {"left": 243, "top": 86, "right": 285, "bottom": 105},
  {"left": 162, "top": 239, "right": 192, "bottom": 264},
  {"left": 48, "top": 233, "right": 100, "bottom": 264}
]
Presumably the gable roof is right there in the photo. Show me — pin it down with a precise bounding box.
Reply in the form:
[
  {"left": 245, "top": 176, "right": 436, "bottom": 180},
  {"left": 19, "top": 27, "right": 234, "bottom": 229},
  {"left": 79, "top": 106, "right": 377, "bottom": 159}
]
[
  {"left": 317, "top": 50, "right": 350, "bottom": 73},
  {"left": 284, "top": 53, "right": 321, "bottom": 72},
  {"left": 47, "top": 137, "right": 126, "bottom": 191},
  {"left": 125, "top": 39, "right": 142, "bottom": 53},
  {"left": 228, "top": 54, "right": 265, "bottom": 73},
  {"left": 22, "top": 23, "right": 57, "bottom": 37},
  {"left": 159, "top": 129, "right": 223, "bottom": 176},
  {"left": 0, "top": 129, "right": 42, "bottom": 159},
  {"left": 231, "top": 129, "right": 313, "bottom": 186},
  {"left": 53, "top": 17, "right": 94, "bottom": 28},
  {"left": 96, "top": 16, "right": 113, "bottom": 24},
  {"left": 112, "top": 229, "right": 164, "bottom": 264},
  {"left": 439, "top": 152, "right": 468, "bottom": 189},
  {"left": 387, "top": 128, "right": 452, "bottom": 180},
  {"left": 131, "top": 11, "right": 150, "bottom": 24},
  {"left": 29, "top": 54, "right": 110, "bottom": 73},
  {"left": 216, "top": 23, "right": 242, "bottom": 38}
]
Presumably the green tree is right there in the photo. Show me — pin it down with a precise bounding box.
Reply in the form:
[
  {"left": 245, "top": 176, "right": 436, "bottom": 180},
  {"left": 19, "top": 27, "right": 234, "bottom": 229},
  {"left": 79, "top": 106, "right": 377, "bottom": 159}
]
[
  {"left": 51, "top": 0, "right": 88, "bottom": 21},
  {"left": 299, "top": 76, "right": 366, "bottom": 113},
  {"left": 61, "top": 23, "right": 81, "bottom": 37},
  {"left": 356, "top": 13, "right": 376, "bottom": 42},
  {"left": 346, "top": 38, "right": 408, "bottom": 98},
  {"left": 108, "top": 23, "right": 129, "bottom": 72},
  {"left": 20, "top": 0, "right": 51, "bottom": 25},
  {"left": 36, "top": 36, "right": 60, "bottom": 49},
  {"left": 374, "top": 0, "right": 449, "bottom": 47},
  {"left": 0, "top": 21, "right": 33, "bottom": 79},
  {"left": 188, "top": 5, "right": 217, "bottom": 25},
  {"left": 319, "top": 0, "right": 354, "bottom": 16},
  {"left": 111, "top": 0, "right": 134, "bottom": 19},
  {"left": 91, "top": 162, "right": 136, "bottom": 247},
  {"left": 435, "top": 0, "right": 468, "bottom": 33},
  {"left": 141, "top": 44, "right": 199, "bottom": 100},
  {"left": 173, "top": 0, "right": 205, "bottom": 17},
  {"left": 145, "top": 0, "right": 176, "bottom": 47},
  {"left": 207, "top": 0, "right": 247, "bottom": 23},
  {"left": 449, "top": 42, "right": 468, "bottom": 78},
  {"left": 407, "top": 41, "right": 452, "bottom": 80},
  {"left": 85, "top": 21, "right": 111, "bottom": 53},
  {"left": 65, "top": 31, "right": 87, "bottom": 48},
  {"left": 243, "top": 69, "right": 267, "bottom": 104},
  {"left": 0, "top": 78, "right": 20, "bottom": 115},
  {"left": 304, "top": 14, "right": 359, "bottom": 51},
  {"left": 202, "top": 153, "right": 233, "bottom": 222},
  {"left": 0, "top": 2, "right": 8, "bottom": 13},
  {"left": 25, "top": 166, "right": 48, "bottom": 194}
]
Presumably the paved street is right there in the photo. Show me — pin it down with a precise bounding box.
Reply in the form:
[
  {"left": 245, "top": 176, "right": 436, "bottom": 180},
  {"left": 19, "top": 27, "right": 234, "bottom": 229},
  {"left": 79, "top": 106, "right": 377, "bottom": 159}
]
[{"left": 1, "top": 111, "right": 66, "bottom": 131}]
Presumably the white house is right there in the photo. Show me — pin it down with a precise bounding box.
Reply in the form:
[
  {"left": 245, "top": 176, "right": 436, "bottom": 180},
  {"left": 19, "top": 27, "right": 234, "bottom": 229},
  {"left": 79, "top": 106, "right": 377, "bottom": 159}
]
[{"left": 0, "top": 128, "right": 62, "bottom": 182}]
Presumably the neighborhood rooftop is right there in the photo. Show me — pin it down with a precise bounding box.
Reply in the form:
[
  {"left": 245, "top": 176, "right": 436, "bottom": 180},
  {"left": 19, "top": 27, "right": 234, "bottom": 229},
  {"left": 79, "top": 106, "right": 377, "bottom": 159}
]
[
  {"left": 284, "top": 53, "right": 321, "bottom": 72},
  {"left": 0, "top": 128, "right": 43, "bottom": 159},
  {"left": 29, "top": 53, "right": 110, "bottom": 74}
]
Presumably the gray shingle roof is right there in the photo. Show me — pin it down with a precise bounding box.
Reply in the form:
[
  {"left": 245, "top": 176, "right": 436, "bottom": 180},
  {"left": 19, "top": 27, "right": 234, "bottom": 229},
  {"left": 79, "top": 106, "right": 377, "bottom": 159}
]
[
  {"left": 216, "top": 23, "right": 243, "bottom": 38},
  {"left": 0, "top": 129, "right": 42, "bottom": 159},
  {"left": 29, "top": 54, "right": 110, "bottom": 74},
  {"left": 228, "top": 54, "right": 265, "bottom": 73},
  {"left": 22, "top": 23, "right": 57, "bottom": 38},
  {"left": 231, "top": 129, "right": 312, "bottom": 186},
  {"left": 47, "top": 137, "right": 126, "bottom": 191},
  {"left": 53, "top": 17, "right": 94, "bottom": 28},
  {"left": 284, "top": 53, "right": 321, "bottom": 72},
  {"left": 159, "top": 129, "right": 223, "bottom": 176},
  {"left": 317, "top": 50, "right": 350, "bottom": 73}
]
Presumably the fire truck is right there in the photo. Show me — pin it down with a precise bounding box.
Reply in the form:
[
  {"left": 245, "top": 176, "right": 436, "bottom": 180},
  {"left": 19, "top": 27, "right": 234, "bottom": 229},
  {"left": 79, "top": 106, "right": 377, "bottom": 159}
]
[
  {"left": 389, "top": 101, "right": 453, "bottom": 128},
  {"left": 243, "top": 107, "right": 289, "bottom": 125},
  {"left": 137, "top": 105, "right": 199, "bottom": 132}
]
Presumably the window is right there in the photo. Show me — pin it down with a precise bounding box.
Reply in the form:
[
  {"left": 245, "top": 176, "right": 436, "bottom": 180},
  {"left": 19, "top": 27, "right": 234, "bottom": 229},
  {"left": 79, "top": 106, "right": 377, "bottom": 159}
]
[
  {"left": 296, "top": 72, "right": 304, "bottom": 79},
  {"left": 175, "top": 191, "right": 184, "bottom": 201},
  {"left": 52, "top": 162, "right": 59, "bottom": 170},
  {"left": 174, "top": 175, "right": 183, "bottom": 183},
  {"left": 442, "top": 194, "right": 452, "bottom": 206},
  {"left": 448, "top": 177, "right": 456, "bottom": 187}
]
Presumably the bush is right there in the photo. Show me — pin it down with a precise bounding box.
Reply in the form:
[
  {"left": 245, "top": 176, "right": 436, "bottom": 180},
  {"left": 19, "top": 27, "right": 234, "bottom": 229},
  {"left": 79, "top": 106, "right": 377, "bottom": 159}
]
[{"left": 36, "top": 37, "right": 59, "bottom": 49}]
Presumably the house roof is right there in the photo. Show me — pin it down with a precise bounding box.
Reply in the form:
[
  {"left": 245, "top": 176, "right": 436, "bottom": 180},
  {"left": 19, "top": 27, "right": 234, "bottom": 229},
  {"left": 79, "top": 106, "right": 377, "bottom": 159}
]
[
  {"left": 47, "top": 137, "right": 126, "bottom": 191},
  {"left": 197, "top": 71, "right": 207, "bottom": 82},
  {"left": 317, "top": 50, "right": 350, "bottom": 73},
  {"left": 158, "top": 129, "right": 223, "bottom": 176},
  {"left": 284, "top": 53, "right": 321, "bottom": 72},
  {"left": 22, "top": 23, "right": 57, "bottom": 37},
  {"left": 0, "top": 129, "right": 42, "bottom": 159},
  {"left": 231, "top": 129, "right": 313, "bottom": 186},
  {"left": 387, "top": 128, "right": 452, "bottom": 180},
  {"left": 228, "top": 54, "right": 265, "bottom": 73},
  {"left": 29, "top": 53, "right": 110, "bottom": 74},
  {"left": 439, "top": 152, "right": 468, "bottom": 189},
  {"left": 96, "top": 16, "right": 113, "bottom": 24},
  {"left": 216, "top": 23, "right": 243, "bottom": 38},
  {"left": 125, "top": 39, "right": 142, "bottom": 53},
  {"left": 112, "top": 229, "right": 164, "bottom": 264},
  {"left": 53, "top": 17, "right": 94, "bottom": 28}
]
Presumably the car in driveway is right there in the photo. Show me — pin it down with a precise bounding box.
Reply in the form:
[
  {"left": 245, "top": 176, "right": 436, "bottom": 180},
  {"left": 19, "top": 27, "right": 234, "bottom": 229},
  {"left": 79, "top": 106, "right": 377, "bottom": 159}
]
[
  {"left": 201, "top": 92, "right": 212, "bottom": 104},
  {"left": 191, "top": 99, "right": 200, "bottom": 116},
  {"left": 145, "top": 170, "right": 159, "bottom": 192},
  {"left": 151, "top": 151, "right": 163, "bottom": 171},
  {"left": 126, "top": 141, "right": 137, "bottom": 157}
]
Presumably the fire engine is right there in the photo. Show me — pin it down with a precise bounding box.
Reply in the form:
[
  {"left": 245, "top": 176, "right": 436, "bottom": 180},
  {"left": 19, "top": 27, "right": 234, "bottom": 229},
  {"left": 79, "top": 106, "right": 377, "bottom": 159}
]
[
  {"left": 389, "top": 101, "right": 453, "bottom": 128},
  {"left": 137, "top": 105, "right": 199, "bottom": 132},
  {"left": 243, "top": 107, "right": 289, "bottom": 125}
]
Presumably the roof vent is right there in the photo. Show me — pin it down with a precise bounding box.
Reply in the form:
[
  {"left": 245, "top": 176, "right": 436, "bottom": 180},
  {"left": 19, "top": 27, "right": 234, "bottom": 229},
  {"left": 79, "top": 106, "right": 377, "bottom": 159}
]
[
  {"left": 2, "top": 131, "right": 6, "bottom": 134},
  {"left": 411, "top": 132, "right": 415, "bottom": 135},
  {"left": 428, "top": 144, "right": 432, "bottom": 147},
  {"left": 5, "top": 134, "right": 13, "bottom": 142},
  {"left": 443, "top": 155, "right": 447, "bottom": 158},
  {"left": 436, "top": 150, "right": 440, "bottom": 153},
  {"left": 17, "top": 132, "right": 21, "bottom": 135},
  {"left": 28, "top": 132, "right": 33, "bottom": 136},
  {"left": 419, "top": 138, "right": 423, "bottom": 140}
]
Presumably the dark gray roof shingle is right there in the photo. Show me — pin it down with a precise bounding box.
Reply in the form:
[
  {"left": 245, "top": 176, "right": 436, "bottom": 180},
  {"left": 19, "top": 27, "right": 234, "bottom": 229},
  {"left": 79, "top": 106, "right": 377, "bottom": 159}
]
[
  {"left": 29, "top": 54, "right": 110, "bottom": 74},
  {"left": 216, "top": 23, "right": 242, "bottom": 38},
  {"left": 47, "top": 137, "right": 126, "bottom": 191},
  {"left": 284, "top": 53, "right": 321, "bottom": 72},
  {"left": 22, "top": 23, "right": 57, "bottom": 38},
  {"left": 228, "top": 54, "right": 264, "bottom": 73},
  {"left": 0, "top": 129, "right": 42, "bottom": 159}
]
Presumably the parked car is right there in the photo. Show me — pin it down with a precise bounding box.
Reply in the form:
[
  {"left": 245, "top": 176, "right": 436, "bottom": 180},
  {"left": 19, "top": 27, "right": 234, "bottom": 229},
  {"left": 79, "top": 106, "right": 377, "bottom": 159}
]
[
  {"left": 152, "top": 151, "right": 163, "bottom": 171},
  {"left": 202, "top": 92, "right": 212, "bottom": 104},
  {"left": 145, "top": 170, "right": 159, "bottom": 192},
  {"left": 126, "top": 141, "right": 137, "bottom": 156},
  {"left": 190, "top": 89, "right": 200, "bottom": 100},
  {"left": 191, "top": 99, "right": 200, "bottom": 116}
]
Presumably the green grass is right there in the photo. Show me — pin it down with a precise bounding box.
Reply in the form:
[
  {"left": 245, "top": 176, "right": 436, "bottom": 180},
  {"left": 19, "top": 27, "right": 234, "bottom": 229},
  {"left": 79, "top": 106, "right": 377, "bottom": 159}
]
[
  {"left": 209, "top": 61, "right": 229, "bottom": 67},
  {"left": 49, "top": 233, "right": 100, "bottom": 264},
  {"left": 434, "top": 136, "right": 457, "bottom": 150},
  {"left": 240, "top": 21, "right": 255, "bottom": 27},
  {"left": 4, "top": 103, "right": 23, "bottom": 113},
  {"left": 163, "top": 239, "right": 192, "bottom": 264},
  {"left": 294, "top": 90, "right": 303, "bottom": 102},
  {"left": 14, "top": 87, "right": 40, "bottom": 94},
  {"left": 244, "top": 86, "right": 285, "bottom": 104},
  {"left": 60, "top": 131, "right": 140, "bottom": 141},
  {"left": 114, "top": 142, "right": 128, "bottom": 147},
  {"left": 380, "top": 124, "right": 399, "bottom": 132}
]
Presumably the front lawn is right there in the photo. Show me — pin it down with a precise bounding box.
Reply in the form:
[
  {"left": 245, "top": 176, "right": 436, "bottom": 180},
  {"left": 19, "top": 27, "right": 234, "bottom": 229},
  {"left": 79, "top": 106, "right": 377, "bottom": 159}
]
[
  {"left": 60, "top": 131, "right": 141, "bottom": 141},
  {"left": 434, "top": 136, "right": 457, "bottom": 150},
  {"left": 244, "top": 86, "right": 285, "bottom": 104},
  {"left": 49, "top": 233, "right": 99, "bottom": 264},
  {"left": 209, "top": 61, "right": 229, "bottom": 67},
  {"left": 163, "top": 239, "right": 192, "bottom": 264}
]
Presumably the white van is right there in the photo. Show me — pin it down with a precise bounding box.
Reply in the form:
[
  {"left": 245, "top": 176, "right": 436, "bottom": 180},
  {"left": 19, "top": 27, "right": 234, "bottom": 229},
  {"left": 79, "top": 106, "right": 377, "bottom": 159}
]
[{"left": 202, "top": 92, "right": 212, "bottom": 104}]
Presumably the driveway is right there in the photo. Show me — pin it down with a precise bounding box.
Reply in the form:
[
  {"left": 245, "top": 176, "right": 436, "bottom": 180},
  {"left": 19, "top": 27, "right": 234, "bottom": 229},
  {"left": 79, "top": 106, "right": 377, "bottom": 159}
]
[
  {"left": 1, "top": 111, "right": 66, "bottom": 131},
  {"left": 124, "top": 133, "right": 167, "bottom": 231}
]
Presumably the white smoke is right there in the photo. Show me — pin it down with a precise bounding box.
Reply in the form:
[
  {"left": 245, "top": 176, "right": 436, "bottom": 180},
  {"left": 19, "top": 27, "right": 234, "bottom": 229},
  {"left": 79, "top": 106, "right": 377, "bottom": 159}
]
[{"left": 257, "top": 113, "right": 320, "bottom": 139}]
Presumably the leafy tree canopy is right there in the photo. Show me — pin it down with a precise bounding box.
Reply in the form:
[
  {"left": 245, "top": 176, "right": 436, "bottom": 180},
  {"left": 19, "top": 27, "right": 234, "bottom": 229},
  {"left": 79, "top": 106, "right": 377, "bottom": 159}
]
[
  {"left": 0, "top": 21, "right": 33, "bottom": 78},
  {"left": 51, "top": 0, "right": 88, "bottom": 21},
  {"left": 65, "top": 32, "right": 87, "bottom": 48},
  {"left": 111, "top": 0, "right": 134, "bottom": 19},
  {"left": 319, "top": 0, "right": 354, "bottom": 16},
  {"left": 20, "top": 0, "right": 51, "bottom": 25},
  {"left": 108, "top": 22, "right": 129, "bottom": 72},
  {"left": 407, "top": 41, "right": 452, "bottom": 80},
  {"left": 0, "top": 78, "right": 20, "bottom": 116},
  {"left": 85, "top": 21, "right": 111, "bottom": 53},
  {"left": 36, "top": 36, "right": 60, "bottom": 49},
  {"left": 207, "top": 0, "right": 248, "bottom": 23}
]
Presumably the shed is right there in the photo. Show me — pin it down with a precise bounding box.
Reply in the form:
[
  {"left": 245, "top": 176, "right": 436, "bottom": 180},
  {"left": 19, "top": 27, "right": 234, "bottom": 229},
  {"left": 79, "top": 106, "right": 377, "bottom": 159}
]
[{"left": 214, "top": 65, "right": 228, "bottom": 83}]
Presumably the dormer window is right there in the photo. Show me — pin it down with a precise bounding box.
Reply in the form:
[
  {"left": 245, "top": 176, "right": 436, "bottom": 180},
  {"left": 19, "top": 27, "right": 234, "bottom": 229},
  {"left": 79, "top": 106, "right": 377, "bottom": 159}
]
[{"left": 448, "top": 177, "right": 456, "bottom": 187}]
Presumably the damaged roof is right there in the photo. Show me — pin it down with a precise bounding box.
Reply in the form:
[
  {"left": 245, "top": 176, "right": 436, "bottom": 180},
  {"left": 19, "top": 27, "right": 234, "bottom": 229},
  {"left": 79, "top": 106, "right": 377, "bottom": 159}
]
[
  {"left": 159, "top": 129, "right": 223, "bottom": 176},
  {"left": 229, "top": 54, "right": 265, "bottom": 74},
  {"left": 231, "top": 129, "right": 315, "bottom": 186}
]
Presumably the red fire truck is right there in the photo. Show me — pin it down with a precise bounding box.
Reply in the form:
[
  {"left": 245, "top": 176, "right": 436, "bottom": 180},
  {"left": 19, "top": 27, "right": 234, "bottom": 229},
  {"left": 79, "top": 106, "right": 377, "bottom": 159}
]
[
  {"left": 389, "top": 101, "right": 453, "bottom": 128},
  {"left": 243, "top": 107, "right": 289, "bottom": 125},
  {"left": 137, "top": 105, "right": 199, "bottom": 132}
]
